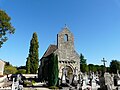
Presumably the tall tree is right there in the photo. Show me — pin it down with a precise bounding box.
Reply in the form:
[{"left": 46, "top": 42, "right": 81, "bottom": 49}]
[
  {"left": 26, "top": 57, "right": 30, "bottom": 74},
  {"left": 110, "top": 60, "right": 120, "bottom": 74},
  {"left": 80, "top": 54, "right": 88, "bottom": 73},
  {"left": 26, "top": 32, "right": 39, "bottom": 74},
  {"left": 0, "top": 9, "right": 15, "bottom": 48},
  {"left": 48, "top": 53, "right": 59, "bottom": 86}
]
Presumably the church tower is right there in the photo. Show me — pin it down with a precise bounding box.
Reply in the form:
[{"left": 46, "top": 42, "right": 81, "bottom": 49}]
[
  {"left": 57, "top": 26, "right": 74, "bottom": 60},
  {"left": 38, "top": 26, "right": 80, "bottom": 83},
  {"left": 56, "top": 26, "right": 80, "bottom": 82}
]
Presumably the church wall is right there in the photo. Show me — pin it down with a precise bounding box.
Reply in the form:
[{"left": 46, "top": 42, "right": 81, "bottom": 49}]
[{"left": 56, "top": 28, "right": 80, "bottom": 79}]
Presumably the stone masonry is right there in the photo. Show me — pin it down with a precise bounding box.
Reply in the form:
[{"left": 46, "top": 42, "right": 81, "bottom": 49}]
[{"left": 38, "top": 26, "right": 80, "bottom": 81}]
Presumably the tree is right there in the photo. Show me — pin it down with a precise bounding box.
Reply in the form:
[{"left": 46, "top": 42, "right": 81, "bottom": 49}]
[
  {"left": 110, "top": 60, "right": 120, "bottom": 74},
  {"left": 26, "top": 32, "right": 39, "bottom": 74},
  {"left": 48, "top": 53, "right": 59, "bottom": 86},
  {"left": 16, "top": 69, "right": 26, "bottom": 74},
  {"left": 80, "top": 54, "right": 88, "bottom": 73},
  {"left": 88, "top": 64, "right": 94, "bottom": 72},
  {"left": 4, "top": 62, "right": 17, "bottom": 74},
  {"left": 26, "top": 57, "right": 30, "bottom": 74},
  {"left": 0, "top": 9, "right": 15, "bottom": 48}
]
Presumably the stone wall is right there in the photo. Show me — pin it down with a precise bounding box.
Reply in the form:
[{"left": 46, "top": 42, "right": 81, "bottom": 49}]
[
  {"left": 55, "top": 27, "right": 80, "bottom": 78},
  {"left": 0, "top": 60, "right": 5, "bottom": 75}
]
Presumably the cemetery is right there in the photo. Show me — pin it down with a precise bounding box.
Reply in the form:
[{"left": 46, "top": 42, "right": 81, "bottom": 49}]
[
  {"left": 0, "top": 27, "right": 120, "bottom": 90},
  {"left": 0, "top": 70, "right": 120, "bottom": 90},
  {"left": 0, "top": 4, "right": 120, "bottom": 90}
]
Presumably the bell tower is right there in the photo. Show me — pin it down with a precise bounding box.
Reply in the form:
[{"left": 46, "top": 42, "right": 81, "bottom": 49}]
[{"left": 57, "top": 26, "right": 74, "bottom": 58}]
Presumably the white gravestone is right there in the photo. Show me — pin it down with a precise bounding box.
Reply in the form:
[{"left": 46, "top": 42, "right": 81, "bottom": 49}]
[{"left": 61, "top": 67, "right": 66, "bottom": 84}]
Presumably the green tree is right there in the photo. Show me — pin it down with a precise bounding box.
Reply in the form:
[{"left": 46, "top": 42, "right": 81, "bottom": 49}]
[
  {"left": 4, "top": 63, "right": 17, "bottom": 74},
  {"left": 48, "top": 53, "right": 59, "bottom": 86},
  {"left": 0, "top": 9, "right": 15, "bottom": 48},
  {"left": 16, "top": 69, "right": 26, "bottom": 74},
  {"left": 26, "top": 32, "right": 39, "bottom": 74},
  {"left": 110, "top": 60, "right": 120, "bottom": 74},
  {"left": 80, "top": 54, "right": 88, "bottom": 73},
  {"left": 88, "top": 64, "right": 94, "bottom": 72},
  {"left": 26, "top": 57, "right": 30, "bottom": 74}
]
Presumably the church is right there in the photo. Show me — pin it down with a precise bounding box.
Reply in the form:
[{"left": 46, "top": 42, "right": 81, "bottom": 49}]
[{"left": 38, "top": 26, "right": 80, "bottom": 83}]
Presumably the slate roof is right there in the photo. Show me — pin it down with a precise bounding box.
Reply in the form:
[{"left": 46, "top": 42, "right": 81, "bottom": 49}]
[{"left": 42, "top": 44, "right": 57, "bottom": 58}]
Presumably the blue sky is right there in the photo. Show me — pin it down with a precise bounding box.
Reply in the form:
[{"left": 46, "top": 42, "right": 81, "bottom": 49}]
[{"left": 0, "top": 0, "right": 120, "bottom": 66}]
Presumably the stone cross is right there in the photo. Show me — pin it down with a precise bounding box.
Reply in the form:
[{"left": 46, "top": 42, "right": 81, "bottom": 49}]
[{"left": 101, "top": 58, "right": 107, "bottom": 72}]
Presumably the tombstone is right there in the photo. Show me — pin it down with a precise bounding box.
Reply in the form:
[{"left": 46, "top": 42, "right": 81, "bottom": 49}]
[
  {"left": 79, "top": 73, "right": 82, "bottom": 85},
  {"left": 104, "top": 72, "right": 115, "bottom": 90},
  {"left": 0, "top": 60, "right": 5, "bottom": 75},
  {"left": 12, "top": 78, "right": 18, "bottom": 90},
  {"left": 12, "top": 75, "right": 23, "bottom": 90},
  {"left": 117, "top": 70, "right": 120, "bottom": 78},
  {"left": 61, "top": 67, "right": 66, "bottom": 84},
  {"left": 72, "top": 67, "right": 78, "bottom": 85}
]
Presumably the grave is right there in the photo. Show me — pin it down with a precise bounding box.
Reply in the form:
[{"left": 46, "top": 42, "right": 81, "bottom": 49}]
[{"left": 11, "top": 74, "right": 23, "bottom": 90}]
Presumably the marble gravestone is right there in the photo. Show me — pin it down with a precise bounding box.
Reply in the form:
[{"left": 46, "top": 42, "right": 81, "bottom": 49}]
[{"left": 61, "top": 67, "right": 66, "bottom": 84}]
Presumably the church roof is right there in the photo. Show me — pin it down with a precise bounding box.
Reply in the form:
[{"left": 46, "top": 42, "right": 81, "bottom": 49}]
[{"left": 42, "top": 44, "right": 57, "bottom": 58}]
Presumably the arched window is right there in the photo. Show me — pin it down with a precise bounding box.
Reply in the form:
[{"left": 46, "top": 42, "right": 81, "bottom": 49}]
[{"left": 64, "top": 34, "right": 68, "bottom": 42}]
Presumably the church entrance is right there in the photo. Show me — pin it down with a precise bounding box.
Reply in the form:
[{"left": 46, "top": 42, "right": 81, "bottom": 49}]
[{"left": 65, "top": 66, "right": 73, "bottom": 84}]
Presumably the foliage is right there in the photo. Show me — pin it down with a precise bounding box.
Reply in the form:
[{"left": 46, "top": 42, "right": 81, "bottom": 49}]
[
  {"left": 23, "top": 80, "right": 32, "bottom": 86},
  {"left": 110, "top": 60, "right": 120, "bottom": 74},
  {"left": 48, "top": 53, "right": 59, "bottom": 86},
  {"left": 0, "top": 9, "right": 15, "bottom": 48},
  {"left": 80, "top": 54, "right": 88, "bottom": 72},
  {"left": 88, "top": 64, "right": 105, "bottom": 73},
  {"left": 4, "top": 65, "right": 17, "bottom": 74},
  {"left": 26, "top": 32, "right": 39, "bottom": 74},
  {"left": 88, "top": 64, "right": 95, "bottom": 72},
  {"left": 26, "top": 57, "right": 30, "bottom": 74},
  {"left": 16, "top": 69, "right": 26, "bottom": 74}
]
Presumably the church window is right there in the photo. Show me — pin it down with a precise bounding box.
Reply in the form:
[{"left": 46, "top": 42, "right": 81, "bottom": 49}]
[{"left": 64, "top": 34, "right": 68, "bottom": 42}]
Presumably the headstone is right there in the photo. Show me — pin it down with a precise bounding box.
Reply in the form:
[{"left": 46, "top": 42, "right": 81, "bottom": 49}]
[
  {"left": 117, "top": 70, "right": 120, "bottom": 78},
  {"left": 12, "top": 78, "right": 18, "bottom": 90},
  {"left": 61, "top": 67, "right": 66, "bottom": 84},
  {"left": 104, "top": 72, "right": 115, "bottom": 90},
  {"left": 12, "top": 75, "right": 23, "bottom": 90},
  {"left": 0, "top": 60, "right": 5, "bottom": 75},
  {"left": 72, "top": 67, "right": 78, "bottom": 85}
]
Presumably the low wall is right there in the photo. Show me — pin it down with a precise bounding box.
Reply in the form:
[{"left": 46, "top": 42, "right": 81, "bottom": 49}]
[
  {"left": 0, "top": 75, "right": 7, "bottom": 83},
  {"left": 22, "top": 74, "right": 37, "bottom": 78}
]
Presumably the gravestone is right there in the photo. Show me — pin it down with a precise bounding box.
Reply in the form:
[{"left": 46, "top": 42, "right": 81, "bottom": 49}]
[
  {"left": 61, "top": 67, "right": 66, "bottom": 84},
  {"left": 104, "top": 72, "right": 115, "bottom": 90},
  {"left": 11, "top": 74, "right": 23, "bottom": 90},
  {"left": 72, "top": 67, "right": 78, "bottom": 85}
]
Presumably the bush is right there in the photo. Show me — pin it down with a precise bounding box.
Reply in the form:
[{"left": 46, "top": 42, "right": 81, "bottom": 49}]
[
  {"left": 23, "top": 80, "right": 32, "bottom": 86},
  {"left": 16, "top": 69, "right": 26, "bottom": 74},
  {"left": 4, "top": 65, "right": 17, "bottom": 74}
]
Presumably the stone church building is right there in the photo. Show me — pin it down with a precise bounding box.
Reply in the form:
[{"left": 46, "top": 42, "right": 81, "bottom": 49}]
[
  {"left": 0, "top": 60, "right": 5, "bottom": 75},
  {"left": 38, "top": 26, "right": 80, "bottom": 83}
]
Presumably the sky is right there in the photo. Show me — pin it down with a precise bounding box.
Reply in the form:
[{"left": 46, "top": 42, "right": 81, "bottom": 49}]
[{"left": 0, "top": 0, "right": 120, "bottom": 67}]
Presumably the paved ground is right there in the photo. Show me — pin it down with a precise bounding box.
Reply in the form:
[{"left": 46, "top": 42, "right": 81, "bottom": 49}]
[{"left": 24, "top": 87, "right": 50, "bottom": 90}]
